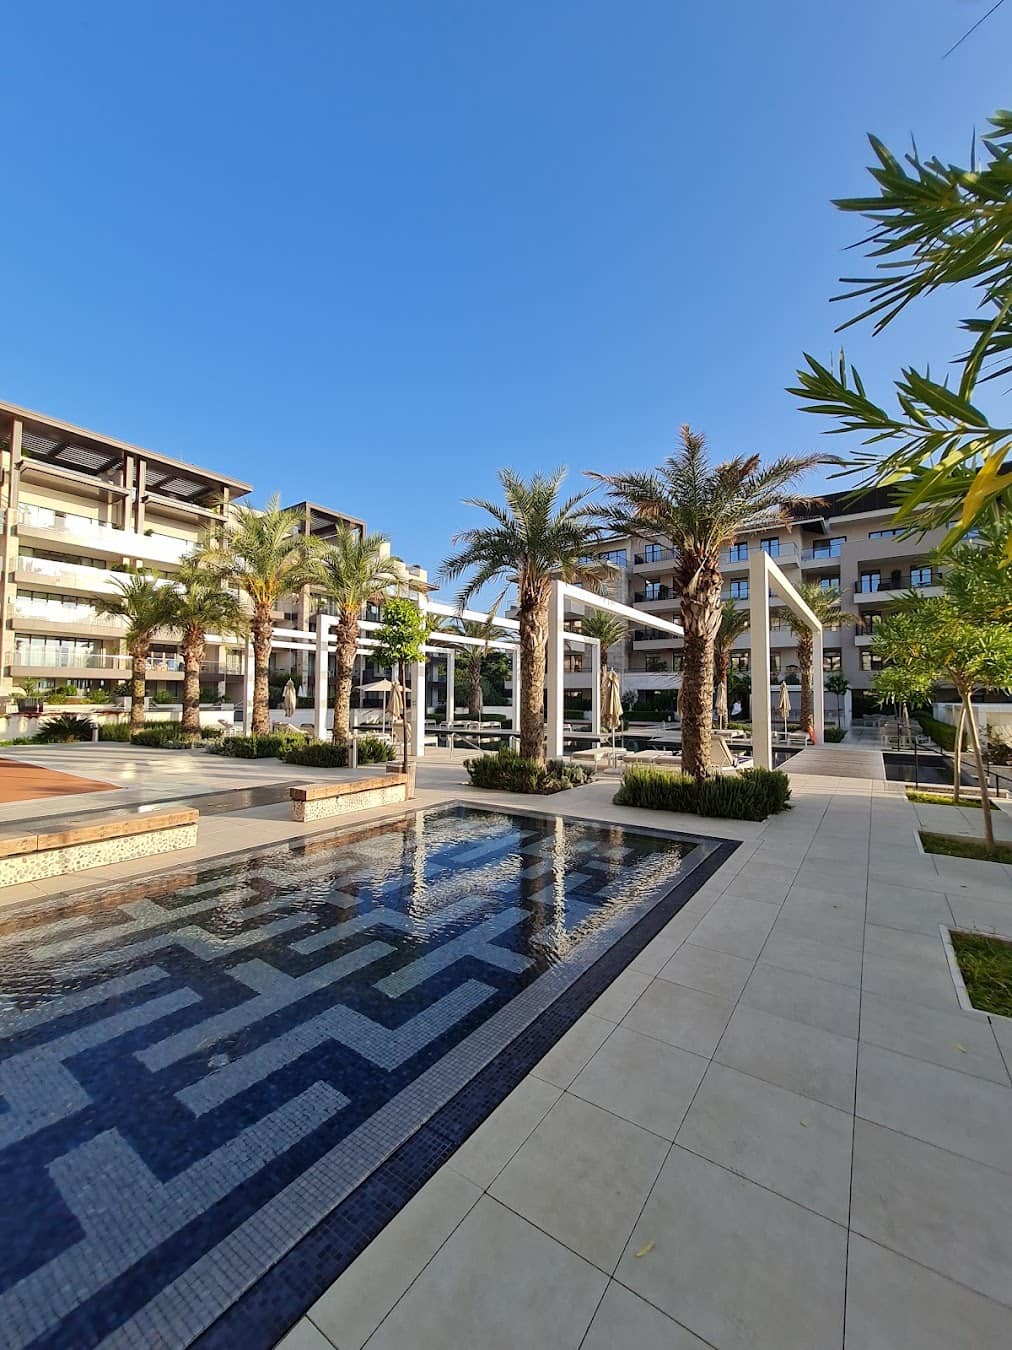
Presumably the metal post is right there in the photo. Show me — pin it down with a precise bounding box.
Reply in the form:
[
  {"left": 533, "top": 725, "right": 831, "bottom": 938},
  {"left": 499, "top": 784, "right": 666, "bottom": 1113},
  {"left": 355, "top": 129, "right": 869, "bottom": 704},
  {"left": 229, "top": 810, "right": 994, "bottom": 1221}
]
[
  {"left": 446, "top": 649, "right": 455, "bottom": 728},
  {"left": 812, "top": 628, "right": 825, "bottom": 743},
  {"left": 511, "top": 646, "right": 521, "bottom": 737},
  {"left": 242, "top": 639, "right": 255, "bottom": 735}
]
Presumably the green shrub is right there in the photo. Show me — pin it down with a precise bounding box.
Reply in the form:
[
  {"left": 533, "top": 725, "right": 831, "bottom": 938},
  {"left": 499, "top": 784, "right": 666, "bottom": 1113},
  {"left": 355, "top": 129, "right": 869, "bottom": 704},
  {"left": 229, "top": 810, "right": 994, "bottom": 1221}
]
[
  {"left": 130, "top": 724, "right": 197, "bottom": 748},
  {"left": 208, "top": 731, "right": 304, "bottom": 759},
  {"left": 914, "top": 713, "right": 956, "bottom": 750},
  {"left": 614, "top": 765, "right": 791, "bottom": 820},
  {"left": 35, "top": 713, "right": 96, "bottom": 743},
  {"left": 200, "top": 725, "right": 226, "bottom": 739},
  {"left": 84, "top": 688, "right": 114, "bottom": 704},
  {"left": 357, "top": 735, "right": 396, "bottom": 764},
  {"left": 464, "top": 748, "right": 594, "bottom": 794},
  {"left": 98, "top": 722, "right": 133, "bottom": 741},
  {"left": 151, "top": 690, "right": 178, "bottom": 705},
  {"left": 280, "top": 740, "right": 347, "bottom": 768},
  {"left": 823, "top": 725, "right": 847, "bottom": 743}
]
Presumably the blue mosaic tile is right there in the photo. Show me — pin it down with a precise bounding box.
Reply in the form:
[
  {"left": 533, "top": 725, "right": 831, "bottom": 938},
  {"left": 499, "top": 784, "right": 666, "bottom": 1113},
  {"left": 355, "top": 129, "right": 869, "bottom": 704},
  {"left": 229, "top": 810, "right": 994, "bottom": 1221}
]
[{"left": 0, "top": 803, "right": 735, "bottom": 1348}]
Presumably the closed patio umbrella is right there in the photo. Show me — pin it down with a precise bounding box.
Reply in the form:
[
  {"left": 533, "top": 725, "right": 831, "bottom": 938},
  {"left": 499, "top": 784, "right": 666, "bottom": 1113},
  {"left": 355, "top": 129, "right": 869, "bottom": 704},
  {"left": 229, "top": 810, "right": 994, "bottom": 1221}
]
[
  {"left": 778, "top": 681, "right": 791, "bottom": 738},
  {"left": 603, "top": 669, "right": 623, "bottom": 763},
  {"left": 282, "top": 678, "right": 297, "bottom": 719}
]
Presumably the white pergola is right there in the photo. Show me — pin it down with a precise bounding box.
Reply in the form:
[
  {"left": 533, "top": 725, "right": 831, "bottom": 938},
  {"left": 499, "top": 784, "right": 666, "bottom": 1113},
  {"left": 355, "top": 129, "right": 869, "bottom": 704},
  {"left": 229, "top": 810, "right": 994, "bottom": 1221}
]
[{"left": 748, "top": 550, "right": 823, "bottom": 769}]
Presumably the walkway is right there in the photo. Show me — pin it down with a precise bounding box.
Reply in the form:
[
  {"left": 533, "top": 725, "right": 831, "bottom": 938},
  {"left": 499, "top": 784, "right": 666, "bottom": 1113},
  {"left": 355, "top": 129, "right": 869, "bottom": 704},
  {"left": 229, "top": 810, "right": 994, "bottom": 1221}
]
[
  {"left": 0, "top": 749, "right": 1009, "bottom": 1347},
  {"left": 0, "top": 756, "right": 113, "bottom": 804}
]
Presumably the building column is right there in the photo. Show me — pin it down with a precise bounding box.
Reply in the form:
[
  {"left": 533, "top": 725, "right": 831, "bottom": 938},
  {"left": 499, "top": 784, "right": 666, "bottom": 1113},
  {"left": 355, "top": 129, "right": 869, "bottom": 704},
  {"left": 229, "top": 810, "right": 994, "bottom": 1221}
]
[
  {"left": 749, "top": 552, "right": 773, "bottom": 770},
  {"left": 511, "top": 646, "right": 521, "bottom": 736},
  {"left": 0, "top": 418, "right": 22, "bottom": 691},
  {"left": 546, "top": 581, "right": 565, "bottom": 759},
  {"left": 242, "top": 639, "right": 255, "bottom": 735},
  {"left": 812, "top": 629, "right": 825, "bottom": 743},
  {"left": 589, "top": 638, "right": 601, "bottom": 739},
  {"left": 134, "top": 460, "right": 146, "bottom": 538},
  {"left": 314, "top": 618, "right": 329, "bottom": 739},
  {"left": 412, "top": 656, "right": 426, "bottom": 759},
  {"left": 445, "top": 649, "right": 455, "bottom": 724}
]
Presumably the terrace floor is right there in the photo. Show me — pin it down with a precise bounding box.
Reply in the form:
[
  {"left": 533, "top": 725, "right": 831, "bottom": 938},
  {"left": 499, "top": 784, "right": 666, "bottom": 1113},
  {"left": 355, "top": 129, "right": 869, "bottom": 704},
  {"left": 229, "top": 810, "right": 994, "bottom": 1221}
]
[{"left": 1, "top": 744, "right": 1010, "bottom": 1348}]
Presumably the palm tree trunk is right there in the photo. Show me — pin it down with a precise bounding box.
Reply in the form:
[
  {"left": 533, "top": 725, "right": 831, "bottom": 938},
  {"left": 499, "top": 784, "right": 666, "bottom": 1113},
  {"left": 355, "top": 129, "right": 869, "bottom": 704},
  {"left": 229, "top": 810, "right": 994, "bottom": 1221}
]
[
  {"left": 251, "top": 607, "right": 273, "bottom": 735},
  {"left": 962, "top": 692, "right": 995, "bottom": 849},
  {"left": 181, "top": 628, "right": 205, "bottom": 735},
  {"left": 468, "top": 656, "right": 482, "bottom": 718},
  {"left": 129, "top": 642, "right": 148, "bottom": 733},
  {"left": 679, "top": 567, "right": 723, "bottom": 779},
  {"left": 714, "top": 650, "right": 729, "bottom": 729},
  {"left": 797, "top": 630, "right": 814, "bottom": 732},
  {"left": 519, "top": 599, "right": 548, "bottom": 764},
  {"left": 953, "top": 703, "right": 966, "bottom": 805},
  {"left": 332, "top": 614, "right": 358, "bottom": 743}
]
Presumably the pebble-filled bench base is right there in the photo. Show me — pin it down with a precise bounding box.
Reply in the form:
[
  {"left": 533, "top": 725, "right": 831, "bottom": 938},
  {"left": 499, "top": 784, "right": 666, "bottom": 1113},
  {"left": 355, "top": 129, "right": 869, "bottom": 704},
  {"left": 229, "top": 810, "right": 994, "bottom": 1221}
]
[
  {"left": 0, "top": 808, "right": 199, "bottom": 888},
  {"left": 290, "top": 775, "right": 408, "bottom": 822}
]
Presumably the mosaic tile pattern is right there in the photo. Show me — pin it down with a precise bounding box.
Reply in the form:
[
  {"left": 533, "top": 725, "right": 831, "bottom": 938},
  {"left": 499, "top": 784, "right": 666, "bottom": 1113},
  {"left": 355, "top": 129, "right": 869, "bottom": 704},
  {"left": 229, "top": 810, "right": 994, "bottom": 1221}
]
[{"left": 0, "top": 805, "right": 729, "bottom": 1348}]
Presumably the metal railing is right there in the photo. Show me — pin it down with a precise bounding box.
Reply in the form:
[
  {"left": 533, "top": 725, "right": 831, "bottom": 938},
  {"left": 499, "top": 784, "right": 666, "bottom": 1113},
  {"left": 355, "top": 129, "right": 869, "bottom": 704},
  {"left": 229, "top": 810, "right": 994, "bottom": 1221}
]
[
  {"left": 854, "top": 572, "right": 940, "bottom": 594},
  {"left": 633, "top": 547, "right": 676, "bottom": 565}
]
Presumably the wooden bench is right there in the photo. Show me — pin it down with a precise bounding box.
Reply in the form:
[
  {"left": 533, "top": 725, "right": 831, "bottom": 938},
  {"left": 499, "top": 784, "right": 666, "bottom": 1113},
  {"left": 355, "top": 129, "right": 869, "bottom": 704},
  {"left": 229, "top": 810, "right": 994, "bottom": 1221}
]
[
  {"left": 0, "top": 806, "right": 199, "bottom": 888},
  {"left": 290, "top": 773, "right": 409, "bottom": 822}
]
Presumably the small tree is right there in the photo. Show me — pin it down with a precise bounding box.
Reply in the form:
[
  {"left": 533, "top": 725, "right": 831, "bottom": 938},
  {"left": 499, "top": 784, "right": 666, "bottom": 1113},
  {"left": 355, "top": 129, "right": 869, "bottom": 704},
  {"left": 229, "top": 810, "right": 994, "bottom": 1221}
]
[
  {"left": 167, "top": 562, "right": 247, "bottom": 735},
  {"left": 579, "top": 608, "right": 627, "bottom": 717},
  {"left": 825, "top": 671, "right": 850, "bottom": 727},
  {"left": 873, "top": 598, "right": 1012, "bottom": 849},
  {"left": 714, "top": 600, "right": 749, "bottom": 729},
  {"left": 372, "top": 597, "right": 429, "bottom": 774},
  {"left": 783, "top": 583, "right": 853, "bottom": 735},
  {"left": 94, "top": 570, "right": 178, "bottom": 732}
]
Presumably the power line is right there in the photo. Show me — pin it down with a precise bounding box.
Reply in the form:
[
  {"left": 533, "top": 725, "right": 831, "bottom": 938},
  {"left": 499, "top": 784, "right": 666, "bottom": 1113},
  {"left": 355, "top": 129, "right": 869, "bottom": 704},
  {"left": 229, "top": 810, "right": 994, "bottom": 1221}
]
[{"left": 943, "top": 0, "right": 1006, "bottom": 59}]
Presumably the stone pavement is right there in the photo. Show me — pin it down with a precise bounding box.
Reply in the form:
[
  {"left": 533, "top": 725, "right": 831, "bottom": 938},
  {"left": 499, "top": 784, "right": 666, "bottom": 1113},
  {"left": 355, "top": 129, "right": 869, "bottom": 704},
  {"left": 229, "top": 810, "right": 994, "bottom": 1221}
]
[{"left": 277, "top": 767, "right": 1012, "bottom": 1350}]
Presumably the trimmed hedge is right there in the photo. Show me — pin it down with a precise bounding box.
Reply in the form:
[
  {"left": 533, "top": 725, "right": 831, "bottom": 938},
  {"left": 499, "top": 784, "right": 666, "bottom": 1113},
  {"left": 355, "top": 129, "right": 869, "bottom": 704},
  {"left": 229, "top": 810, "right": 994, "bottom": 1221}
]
[
  {"left": 914, "top": 713, "right": 956, "bottom": 751},
  {"left": 279, "top": 736, "right": 395, "bottom": 769},
  {"left": 130, "top": 725, "right": 198, "bottom": 748},
  {"left": 614, "top": 765, "right": 791, "bottom": 820},
  {"left": 98, "top": 722, "right": 133, "bottom": 741},
  {"left": 207, "top": 731, "right": 305, "bottom": 759},
  {"left": 823, "top": 725, "right": 847, "bottom": 743},
  {"left": 464, "top": 748, "right": 594, "bottom": 794}
]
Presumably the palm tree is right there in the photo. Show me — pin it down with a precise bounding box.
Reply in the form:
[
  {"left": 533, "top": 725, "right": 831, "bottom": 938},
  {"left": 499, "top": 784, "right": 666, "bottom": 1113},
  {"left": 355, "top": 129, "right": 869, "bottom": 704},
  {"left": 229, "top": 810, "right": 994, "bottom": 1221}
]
[
  {"left": 449, "top": 605, "right": 506, "bottom": 720},
  {"left": 714, "top": 600, "right": 750, "bottom": 728},
  {"left": 442, "top": 468, "right": 601, "bottom": 763},
  {"left": 94, "top": 570, "right": 178, "bottom": 732},
  {"left": 783, "top": 583, "right": 853, "bottom": 735},
  {"left": 579, "top": 608, "right": 627, "bottom": 713},
  {"left": 200, "top": 496, "right": 325, "bottom": 734},
  {"left": 167, "top": 562, "right": 247, "bottom": 735},
  {"left": 319, "top": 527, "right": 404, "bottom": 743},
  {"left": 594, "top": 427, "right": 824, "bottom": 778}
]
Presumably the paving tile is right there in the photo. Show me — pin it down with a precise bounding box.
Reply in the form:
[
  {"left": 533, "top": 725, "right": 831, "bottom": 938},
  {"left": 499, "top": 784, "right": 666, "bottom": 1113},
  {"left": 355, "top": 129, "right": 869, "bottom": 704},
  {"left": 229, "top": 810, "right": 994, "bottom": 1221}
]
[
  {"left": 687, "top": 897, "right": 779, "bottom": 960},
  {"left": 617, "top": 1145, "right": 847, "bottom": 1350},
  {"left": 769, "top": 907, "right": 865, "bottom": 953},
  {"left": 448, "top": 1075, "right": 562, "bottom": 1188},
  {"left": 308, "top": 1168, "right": 481, "bottom": 1350},
  {"left": 656, "top": 941, "right": 754, "bottom": 1001},
  {"left": 581, "top": 1281, "right": 708, "bottom": 1350},
  {"left": 622, "top": 977, "right": 735, "bottom": 1057},
  {"left": 932, "top": 855, "right": 1012, "bottom": 901},
  {"left": 742, "top": 962, "right": 859, "bottom": 1038},
  {"left": 715, "top": 1005, "right": 857, "bottom": 1110},
  {"left": 531, "top": 1013, "right": 614, "bottom": 1089},
  {"left": 364, "top": 1197, "right": 607, "bottom": 1350},
  {"left": 569, "top": 1025, "right": 708, "bottom": 1140},
  {"left": 859, "top": 989, "right": 1009, "bottom": 1084},
  {"left": 629, "top": 935, "right": 680, "bottom": 976},
  {"left": 677, "top": 1061, "right": 853, "bottom": 1223},
  {"left": 865, "top": 882, "right": 953, "bottom": 935},
  {"left": 993, "top": 1016, "right": 1012, "bottom": 1077},
  {"left": 947, "top": 894, "right": 1012, "bottom": 936},
  {"left": 276, "top": 1319, "right": 334, "bottom": 1350},
  {"left": 851, "top": 1119, "right": 1012, "bottom": 1307},
  {"left": 587, "top": 967, "right": 653, "bottom": 1023},
  {"left": 489, "top": 1094, "right": 667, "bottom": 1273},
  {"left": 857, "top": 1042, "right": 1012, "bottom": 1173},
  {"left": 760, "top": 928, "right": 863, "bottom": 987},
  {"left": 845, "top": 1234, "right": 1012, "bottom": 1350}
]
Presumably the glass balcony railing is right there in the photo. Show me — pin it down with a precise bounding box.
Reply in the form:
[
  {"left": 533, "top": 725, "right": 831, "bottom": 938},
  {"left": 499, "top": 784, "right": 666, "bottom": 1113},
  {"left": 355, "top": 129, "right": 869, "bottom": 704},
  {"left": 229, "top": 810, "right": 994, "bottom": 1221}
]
[
  {"left": 633, "top": 547, "right": 676, "bottom": 565},
  {"left": 12, "top": 649, "right": 184, "bottom": 672},
  {"left": 16, "top": 506, "right": 192, "bottom": 563}
]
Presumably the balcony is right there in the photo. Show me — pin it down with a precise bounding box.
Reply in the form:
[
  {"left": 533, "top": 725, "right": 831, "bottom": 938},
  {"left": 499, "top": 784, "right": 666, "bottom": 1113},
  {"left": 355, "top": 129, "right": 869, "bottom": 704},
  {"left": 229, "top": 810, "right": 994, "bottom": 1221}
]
[
  {"left": 16, "top": 506, "right": 193, "bottom": 566},
  {"left": 10, "top": 650, "right": 184, "bottom": 677},
  {"left": 801, "top": 546, "right": 843, "bottom": 566},
  {"left": 632, "top": 547, "right": 676, "bottom": 571},
  {"left": 200, "top": 657, "right": 245, "bottom": 677},
  {"left": 14, "top": 555, "right": 125, "bottom": 596},
  {"left": 724, "top": 542, "right": 800, "bottom": 572},
  {"left": 853, "top": 572, "right": 944, "bottom": 603}
]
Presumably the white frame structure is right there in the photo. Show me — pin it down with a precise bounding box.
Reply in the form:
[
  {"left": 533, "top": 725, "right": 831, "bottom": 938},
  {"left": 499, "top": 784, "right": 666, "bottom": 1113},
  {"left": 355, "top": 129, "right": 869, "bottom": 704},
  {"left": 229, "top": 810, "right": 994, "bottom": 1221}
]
[
  {"left": 546, "top": 580, "right": 684, "bottom": 760},
  {"left": 748, "top": 550, "right": 823, "bottom": 769}
]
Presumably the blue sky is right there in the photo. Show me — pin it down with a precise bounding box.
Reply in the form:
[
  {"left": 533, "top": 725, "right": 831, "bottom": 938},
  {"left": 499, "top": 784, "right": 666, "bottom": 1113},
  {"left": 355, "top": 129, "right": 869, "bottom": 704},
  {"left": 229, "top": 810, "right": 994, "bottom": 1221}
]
[{"left": 1, "top": 1, "right": 1009, "bottom": 585}]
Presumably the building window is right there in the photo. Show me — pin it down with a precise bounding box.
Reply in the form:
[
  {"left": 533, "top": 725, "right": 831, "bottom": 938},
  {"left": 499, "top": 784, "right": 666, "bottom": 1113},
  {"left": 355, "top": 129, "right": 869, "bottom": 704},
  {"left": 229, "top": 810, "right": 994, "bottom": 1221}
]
[
  {"left": 729, "top": 542, "right": 748, "bottom": 562},
  {"left": 645, "top": 655, "right": 668, "bottom": 672},
  {"left": 562, "top": 653, "right": 584, "bottom": 673},
  {"left": 760, "top": 538, "right": 780, "bottom": 557},
  {"left": 823, "top": 649, "right": 842, "bottom": 672},
  {"left": 729, "top": 579, "right": 748, "bottom": 600},
  {"left": 769, "top": 653, "right": 781, "bottom": 675},
  {"left": 817, "top": 577, "right": 838, "bottom": 592},
  {"left": 910, "top": 565, "right": 933, "bottom": 588},
  {"left": 811, "top": 536, "right": 846, "bottom": 559},
  {"left": 868, "top": 528, "right": 902, "bottom": 540},
  {"left": 858, "top": 571, "right": 880, "bottom": 594},
  {"left": 730, "top": 653, "right": 750, "bottom": 672},
  {"left": 598, "top": 548, "right": 628, "bottom": 567},
  {"left": 860, "top": 651, "right": 884, "bottom": 673},
  {"left": 643, "top": 544, "right": 663, "bottom": 563}
]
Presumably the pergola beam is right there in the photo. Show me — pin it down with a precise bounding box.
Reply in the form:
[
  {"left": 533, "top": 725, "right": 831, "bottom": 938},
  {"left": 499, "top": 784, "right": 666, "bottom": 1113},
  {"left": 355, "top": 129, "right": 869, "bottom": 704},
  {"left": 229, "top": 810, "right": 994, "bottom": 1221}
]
[{"left": 749, "top": 551, "right": 823, "bottom": 769}]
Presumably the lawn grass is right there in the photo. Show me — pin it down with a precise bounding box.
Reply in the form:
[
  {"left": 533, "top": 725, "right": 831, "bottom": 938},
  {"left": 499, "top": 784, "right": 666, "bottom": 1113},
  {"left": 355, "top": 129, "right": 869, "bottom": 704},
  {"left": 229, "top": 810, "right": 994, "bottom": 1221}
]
[
  {"left": 950, "top": 931, "right": 1012, "bottom": 1017},
  {"left": 907, "top": 789, "right": 981, "bottom": 809},
  {"left": 920, "top": 831, "right": 1012, "bottom": 864}
]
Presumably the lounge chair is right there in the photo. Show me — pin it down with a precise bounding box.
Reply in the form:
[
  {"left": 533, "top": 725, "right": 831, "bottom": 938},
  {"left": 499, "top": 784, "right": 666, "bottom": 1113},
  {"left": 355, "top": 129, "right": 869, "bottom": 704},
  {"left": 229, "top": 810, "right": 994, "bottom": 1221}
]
[{"left": 709, "top": 735, "right": 752, "bottom": 772}]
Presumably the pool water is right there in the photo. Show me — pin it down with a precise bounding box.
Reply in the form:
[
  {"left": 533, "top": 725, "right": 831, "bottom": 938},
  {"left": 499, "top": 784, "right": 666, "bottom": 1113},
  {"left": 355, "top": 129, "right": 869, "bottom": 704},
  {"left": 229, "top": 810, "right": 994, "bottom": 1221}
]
[{"left": 0, "top": 804, "right": 730, "bottom": 1349}]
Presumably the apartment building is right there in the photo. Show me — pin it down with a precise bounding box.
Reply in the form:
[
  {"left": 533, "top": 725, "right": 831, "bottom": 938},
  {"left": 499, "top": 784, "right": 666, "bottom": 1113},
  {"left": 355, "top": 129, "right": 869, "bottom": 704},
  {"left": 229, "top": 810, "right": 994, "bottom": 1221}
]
[{"left": 571, "top": 487, "right": 951, "bottom": 712}]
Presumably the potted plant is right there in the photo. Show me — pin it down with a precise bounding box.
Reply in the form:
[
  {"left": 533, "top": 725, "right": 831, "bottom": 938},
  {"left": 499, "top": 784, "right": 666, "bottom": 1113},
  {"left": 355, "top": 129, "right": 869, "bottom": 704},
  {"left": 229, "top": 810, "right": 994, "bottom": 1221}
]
[{"left": 15, "top": 678, "right": 43, "bottom": 714}]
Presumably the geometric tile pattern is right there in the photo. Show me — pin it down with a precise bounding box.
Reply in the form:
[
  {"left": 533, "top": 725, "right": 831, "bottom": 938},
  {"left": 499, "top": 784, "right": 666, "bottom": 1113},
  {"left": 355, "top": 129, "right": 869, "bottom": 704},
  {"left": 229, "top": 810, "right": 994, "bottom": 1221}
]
[{"left": 0, "top": 805, "right": 717, "bottom": 1349}]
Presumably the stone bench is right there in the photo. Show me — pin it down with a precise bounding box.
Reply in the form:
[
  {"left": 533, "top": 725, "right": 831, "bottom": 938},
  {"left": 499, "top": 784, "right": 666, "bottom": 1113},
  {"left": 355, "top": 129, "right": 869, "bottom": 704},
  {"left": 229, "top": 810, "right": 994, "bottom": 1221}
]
[
  {"left": 0, "top": 807, "right": 199, "bottom": 888},
  {"left": 290, "top": 773, "right": 408, "bottom": 822}
]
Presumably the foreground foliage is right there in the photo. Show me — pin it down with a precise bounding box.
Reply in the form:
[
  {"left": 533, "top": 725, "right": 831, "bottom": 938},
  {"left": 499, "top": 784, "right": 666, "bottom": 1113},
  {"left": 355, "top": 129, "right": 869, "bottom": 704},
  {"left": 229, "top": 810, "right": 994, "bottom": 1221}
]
[
  {"left": 207, "top": 731, "right": 306, "bottom": 759},
  {"left": 464, "top": 747, "right": 594, "bottom": 794},
  {"left": 279, "top": 736, "right": 395, "bottom": 768},
  {"left": 920, "top": 831, "right": 1012, "bottom": 865},
  {"left": 35, "top": 713, "right": 96, "bottom": 743},
  {"left": 951, "top": 931, "right": 1012, "bottom": 1018},
  {"left": 614, "top": 765, "right": 792, "bottom": 820}
]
